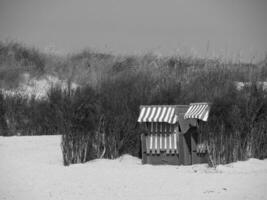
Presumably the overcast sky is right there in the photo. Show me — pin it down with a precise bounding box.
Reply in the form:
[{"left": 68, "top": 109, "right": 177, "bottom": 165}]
[{"left": 0, "top": 0, "right": 266, "bottom": 61}]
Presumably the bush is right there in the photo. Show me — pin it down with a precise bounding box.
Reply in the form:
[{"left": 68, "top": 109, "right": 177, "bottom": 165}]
[{"left": 199, "top": 82, "right": 267, "bottom": 164}]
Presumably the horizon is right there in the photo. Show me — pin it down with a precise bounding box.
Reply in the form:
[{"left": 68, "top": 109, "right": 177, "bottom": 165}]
[{"left": 0, "top": 0, "right": 267, "bottom": 62}]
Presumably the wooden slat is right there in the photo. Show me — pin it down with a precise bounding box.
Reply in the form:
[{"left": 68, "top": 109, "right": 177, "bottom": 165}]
[
  {"left": 146, "top": 135, "right": 150, "bottom": 154},
  {"left": 174, "top": 133, "right": 178, "bottom": 154},
  {"left": 151, "top": 134, "right": 156, "bottom": 154},
  {"left": 164, "top": 134, "right": 167, "bottom": 151},
  {"left": 159, "top": 123, "right": 162, "bottom": 133},
  {"left": 171, "top": 133, "right": 175, "bottom": 154},
  {"left": 157, "top": 134, "right": 160, "bottom": 154},
  {"left": 159, "top": 134, "right": 163, "bottom": 150},
  {"left": 146, "top": 123, "right": 150, "bottom": 133},
  {"left": 166, "top": 134, "right": 170, "bottom": 154},
  {"left": 149, "top": 134, "right": 153, "bottom": 154},
  {"left": 169, "top": 133, "right": 173, "bottom": 154},
  {"left": 169, "top": 124, "right": 172, "bottom": 134},
  {"left": 155, "top": 123, "right": 158, "bottom": 134},
  {"left": 162, "top": 134, "right": 165, "bottom": 151}
]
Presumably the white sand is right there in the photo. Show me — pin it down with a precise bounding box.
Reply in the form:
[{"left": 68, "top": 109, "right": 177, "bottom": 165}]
[{"left": 0, "top": 135, "right": 267, "bottom": 200}]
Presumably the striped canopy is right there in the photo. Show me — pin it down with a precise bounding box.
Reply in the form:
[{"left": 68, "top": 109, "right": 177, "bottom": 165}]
[
  {"left": 184, "top": 103, "right": 210, "bottom": 121},
  {"left": 137, "top": 105, "right": 177, "bottom": 124}
]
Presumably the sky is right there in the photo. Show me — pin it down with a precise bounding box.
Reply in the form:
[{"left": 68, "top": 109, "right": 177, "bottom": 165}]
[{"left": 0, "top": 0, "right": 267, "bottom": 61}]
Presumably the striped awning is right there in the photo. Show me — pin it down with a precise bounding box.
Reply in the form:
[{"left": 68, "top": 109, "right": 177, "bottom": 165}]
[
  {"left": 145, "top": 133, "right": 178, "bottom": 154},
  {"left": 184, "top": 103, "right": 210, "bottom": 121},
  {"left": 137, "top": 105, "right": 178, "bottom": 124}
]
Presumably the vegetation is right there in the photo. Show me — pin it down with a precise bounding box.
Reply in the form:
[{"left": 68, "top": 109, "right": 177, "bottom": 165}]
[{"left": 0, "top": 41, "right": 267, "bottom": 165}]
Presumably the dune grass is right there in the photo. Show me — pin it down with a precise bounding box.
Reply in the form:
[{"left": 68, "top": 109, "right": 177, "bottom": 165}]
[{"left": 0, "top": 41, "right": 267, "bottom": 165}]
